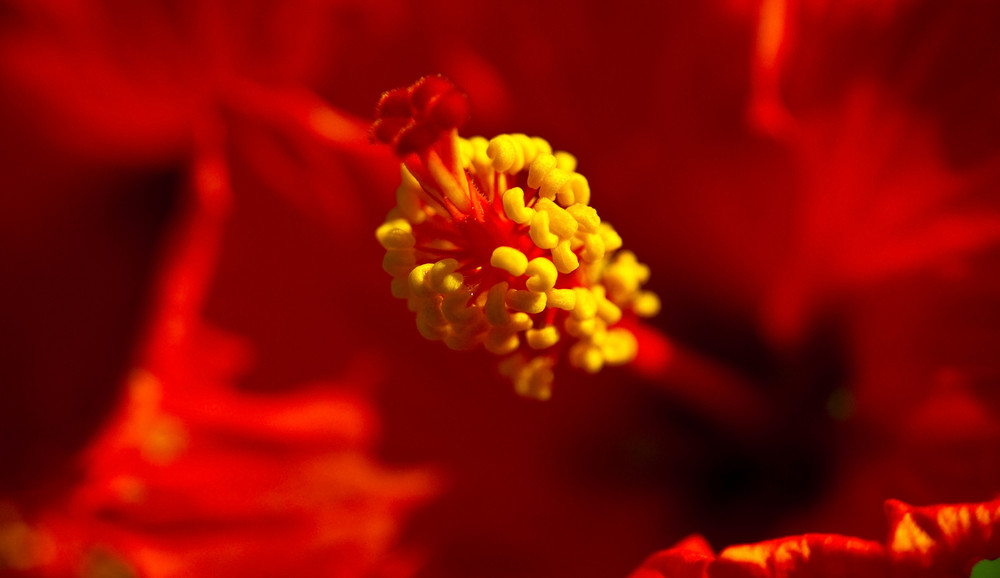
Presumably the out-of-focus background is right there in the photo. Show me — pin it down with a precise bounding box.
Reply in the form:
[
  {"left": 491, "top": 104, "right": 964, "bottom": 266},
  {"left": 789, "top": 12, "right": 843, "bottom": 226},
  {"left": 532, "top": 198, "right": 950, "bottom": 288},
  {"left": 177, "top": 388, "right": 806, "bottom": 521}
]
[{"left": 2, "top": 1, "right": 999, "bottom": 577}]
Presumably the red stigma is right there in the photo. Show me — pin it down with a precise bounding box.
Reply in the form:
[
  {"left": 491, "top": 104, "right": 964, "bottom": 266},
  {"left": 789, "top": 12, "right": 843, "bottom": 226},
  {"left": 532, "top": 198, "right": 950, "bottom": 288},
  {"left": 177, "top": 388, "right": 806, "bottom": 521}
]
[{"left": 372, "top": 75, "right": 470, "bottom": 157}]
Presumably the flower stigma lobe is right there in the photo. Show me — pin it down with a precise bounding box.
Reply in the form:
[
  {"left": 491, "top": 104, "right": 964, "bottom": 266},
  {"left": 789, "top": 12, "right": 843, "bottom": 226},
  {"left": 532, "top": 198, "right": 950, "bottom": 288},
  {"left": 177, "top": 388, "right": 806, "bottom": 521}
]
[{"left": 372, "top": 75, "right": 659, "bottom": 400}]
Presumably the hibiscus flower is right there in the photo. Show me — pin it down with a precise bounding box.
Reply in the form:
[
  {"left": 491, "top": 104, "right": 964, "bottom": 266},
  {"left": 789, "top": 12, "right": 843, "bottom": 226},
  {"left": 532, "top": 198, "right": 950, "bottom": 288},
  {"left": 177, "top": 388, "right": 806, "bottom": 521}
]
[
  {"left": 4, "top": 0, "right": 1000, "bottom": 577},
  {"left": 320, "top": 0, "right": 1000, "bottom": 575}
]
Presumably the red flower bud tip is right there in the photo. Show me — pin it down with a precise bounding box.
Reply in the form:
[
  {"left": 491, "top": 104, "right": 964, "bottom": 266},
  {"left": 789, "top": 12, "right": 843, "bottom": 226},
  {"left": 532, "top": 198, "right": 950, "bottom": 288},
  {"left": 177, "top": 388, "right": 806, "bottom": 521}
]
[{"left": 374, "top": 77, "right": 659, "bottom": 400}]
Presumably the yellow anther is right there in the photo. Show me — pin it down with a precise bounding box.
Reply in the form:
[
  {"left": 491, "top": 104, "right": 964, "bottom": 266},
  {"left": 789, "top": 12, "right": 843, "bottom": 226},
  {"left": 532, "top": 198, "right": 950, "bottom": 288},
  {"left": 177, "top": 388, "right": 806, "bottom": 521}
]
[
  {"left": 485, "top": 282, "right": 511, "bottom": 326},
  {"left": 525, "top": 257, "right": 558, "bottom": 293},
  {"left": 416, "top": 320, "right": 447, "bottom": 341},
  {"left": 569, "top": 342, "right": 604, "bottom": 373},
  {"left": 377, "top": 217, "right": 413, "bottom": 246},
  {"left": 508, "top": 312, "right": 534, "bottom": 332},
  {"left": 565, "top": 316, "right": 597, "bottom": 338},
  {"left": 599, "top": 223, "right": 623, "bottom": 251},
  {"left": 531, "top": 137, "right": 553, "bottom": 157},
  {"left": 442, "top": 291, "right": 480, "bottom": 324},
  {"left": 511, "top": 133, "right": 539, "bottom": 166},
  {"left": 491, "top": 246, "right": 529, "bottom": 276},
  {"left": 539, "top": 168, "right": 571, "bottom": 202},
  {"left": 526, "top": 326, "right": 560, "bottom": 350},
  {"left": 379, "top": 227, "right": 415, "bottom": 250},
  {"left": 529, "top": 211, "right": 560, "bottom": 249},
  {"left": 633, "top": 291, "right": 662, "bottom": 317},
  {"left": 554, "top": 151, "right": 577, "bottom": 171},
  {"left": 376, "top": 218, "right": 411, "bottom": 241},
  {"left": 571, "top": 287, "right": 598, "bottom": 320},
  {"left": 416, "top": 298, "right": 448, "bottom": 341},
  {"left": 417, "top": 296, "right": 447, "bottom": 325},
  {"left": 567, "top": 204, "right": 600, "bottom": 233},
  {"left": 534, "top": 198, "right": 578, "bottom": 239},
  {"left": 444, "top": 323, "right": 485, "bottom": 350},
  {"left": 501, "top": 187, "right": 535, "bottom": 224},
  {"left": 605, "top": 251, "right": 651, "bottom": 301},
  {"left": 487, "top": 134, "right": 519, "bottom": 173},
  {"left": 383, "top": 249, "right": 416, "bottom": 277},
  {"left": 546, "top": 288, "right": 577, "bottom": 310},
  {"left": 507, "top": 288, "right": 547, "bottom": 314},
  {"left": 408, "top": 263, "right": 435, "bottom": 297},
  {"left": 466, "top": 136, "right": 491, "bottom": 172},
  {"left": 593, "top": 286, "right": 623, "bottom": 324},
  {"left": 551, "top": 240, "right": 580, "bottom": 274},
  {"left": 430, "top": 259, "right": 464, "bottom": 294},
  {"left": 527, "top": 153, "right": 558, "bottom": 189},
  {"left": 390, "top": 277, "right": 410, "bottom": 299},
  {"left": 601, "top": 328, "right": 638, "bottom": 365},
  {"left": 484, "top": 328, "right": 519, "bottom": 355},
  {"left": 580, "top": 233, "right": 606, "bottom": 263},
  {"left": 565, "top": 174, "right": 590, "bottom": 206},
  {"left": 511, "top": 357, "right": 555, "bottom": 400}
]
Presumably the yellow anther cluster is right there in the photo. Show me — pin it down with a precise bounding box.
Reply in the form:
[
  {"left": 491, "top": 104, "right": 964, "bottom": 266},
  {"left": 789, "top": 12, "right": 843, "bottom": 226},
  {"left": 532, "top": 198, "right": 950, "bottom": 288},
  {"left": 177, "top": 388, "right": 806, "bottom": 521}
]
[{"left": 377, "top": 132, "right": 659, "bottom": 399}]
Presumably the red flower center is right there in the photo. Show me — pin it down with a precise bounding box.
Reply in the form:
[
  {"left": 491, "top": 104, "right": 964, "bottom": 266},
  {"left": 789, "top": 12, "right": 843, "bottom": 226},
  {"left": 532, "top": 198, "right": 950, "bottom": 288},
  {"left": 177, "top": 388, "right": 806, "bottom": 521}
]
[{"left": 372, "top": 76, "right": 659, "bottom": 399}]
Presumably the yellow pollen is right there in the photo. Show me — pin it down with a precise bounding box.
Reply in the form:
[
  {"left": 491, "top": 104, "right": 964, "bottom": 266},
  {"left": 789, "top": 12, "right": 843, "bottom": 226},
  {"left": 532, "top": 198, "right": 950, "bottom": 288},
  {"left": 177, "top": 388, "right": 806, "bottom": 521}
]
[
  {"left": 539, "top": 168, "right": 571, "bottom": 202},
  {"left": 430, "top": 259, "right": 464, "bottom": 294},
  {"left": 500, "top": 356, "right": 556, "bottom": 400},
  {"left": 569, "top": 342, "right": 604, "bottom": 373},
  {"left": 565, "top": 316, "right": 597, "bottom": 338},
  {"left": 442, "top": 291, "right": 479, "bottom": 323},
  {"left": 593, "top": 286, "right": 623, "bottom": 324},
  {"left": 485, "top": 328, "right": 520, "bottom": 354},
  {"left": 599, "top": 223, "right": 623, "bottom": 251},
  {"left": 580, "top": 233, "right": 606, "bottom": 263},
  {"left": 529, "top": 211, "right": 560, "bottom": 249},
  {"left": 601, "top": 328, "right": 639, "bottom": 365},
  {"left": 567, "top": 204, "right": 600, "bottom": 232},
  {"left": 487, "top": 134, "right": 520, "bottom": 173},
  {"left": 525, "top": 257, "right": 558, "bottom": 293},
  {"left": 633, "top": 291, "right": 662, "bottom": 317},
  {"left": 486, "top": 282, "right": 511, "bottom": 326},
  {"left": 408, "top": 263, "right": 436, "bottom": 297},
  {"left": 508, "top": 312, "right": 533, "bottom": 332},
  {"left": 533, "top": 198, "right": 579, "bottom": 239},
  {"left": 491, "top": 246, "right": 529, "bottom": 276},
  {"left": 383, "top": 248, "right": 416, "bottom": 277},
  {"left": 554, "top": 151, "right": 577, "bottom": 172},
  {"left": 527, "top": 153, "right": 558, "bottom": 189},
  {"left": 567, "top": 173, "right": 590, "bottom": 206},
  {"left": 507, "top": 288, "right": 547, "bottom": 314},
  {"left": 571, "top": 287, "right": 598, "bottom": 320},
  {"left": 546, "top": 288, "right": 577, "bottom": 311},
  {"left": 552, "top": 240, "right": 580, "bottom": 273},
  {"left": 502, "top": 187, "right": 535, "bottom": 224},
  {"left": 375, "top": 123, "right": 660, "bottom": 398},
  {"left": 526, "top": 326, "right": 560, "bottom": 350}
]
